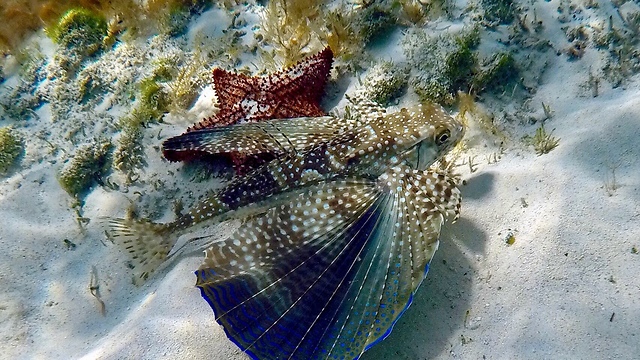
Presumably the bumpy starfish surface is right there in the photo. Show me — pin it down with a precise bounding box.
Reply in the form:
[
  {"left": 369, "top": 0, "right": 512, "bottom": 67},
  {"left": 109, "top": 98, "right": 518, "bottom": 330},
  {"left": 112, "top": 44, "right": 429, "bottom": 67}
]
[
  {"left": 188, "top": 47, "right": 333, "bottom": 131},
  {"left": 163, "top": 47, "right": 334, "bottom": 172}
]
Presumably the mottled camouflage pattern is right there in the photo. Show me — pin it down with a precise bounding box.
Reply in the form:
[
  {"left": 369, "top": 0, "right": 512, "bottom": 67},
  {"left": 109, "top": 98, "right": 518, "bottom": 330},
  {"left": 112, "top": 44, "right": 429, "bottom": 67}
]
[{"left": 109, "top": 98, "right": 464, "bottom": 359}]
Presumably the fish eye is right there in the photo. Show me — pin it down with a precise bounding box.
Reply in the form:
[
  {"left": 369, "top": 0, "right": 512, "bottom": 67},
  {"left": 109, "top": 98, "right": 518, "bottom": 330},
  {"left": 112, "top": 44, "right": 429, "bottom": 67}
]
[{"left": 435, "top": 129, "right": 451, "bottom": 146}]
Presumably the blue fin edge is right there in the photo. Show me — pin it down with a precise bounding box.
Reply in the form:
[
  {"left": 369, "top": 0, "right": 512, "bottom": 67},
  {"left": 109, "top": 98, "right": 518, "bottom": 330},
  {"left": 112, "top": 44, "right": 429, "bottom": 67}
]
[
  {"left": 195, "top": 270, "right": 262, "bottom": 360},
  {"left": 359, "top": 261, "right": 432, "bottom": 357}
]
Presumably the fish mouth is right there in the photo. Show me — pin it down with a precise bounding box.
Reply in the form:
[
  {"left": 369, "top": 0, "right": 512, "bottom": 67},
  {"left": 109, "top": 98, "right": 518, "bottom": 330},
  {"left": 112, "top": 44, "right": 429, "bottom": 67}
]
[
  {"left": 458, "top": 123, "right": 466, "bottom": 136},
  {"left": 452, "top": 122, "right": 466, "bottom": 145}
]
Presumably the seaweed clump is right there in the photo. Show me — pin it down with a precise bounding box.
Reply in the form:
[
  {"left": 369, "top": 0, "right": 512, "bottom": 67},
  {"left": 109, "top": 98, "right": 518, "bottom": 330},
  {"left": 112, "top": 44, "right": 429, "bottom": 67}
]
[
  {"left": 473, "top": 52, "right": 519, "bottom": 93},
  {"left": 592, "top": 8, "right": 640, "bottom": 88},
  {"left": 523, "top": 124, "right": 560, "bottom": 155},
  {"left": 482, "top": 0, "right": 517, "bottom": 25},
  {"left": 110, "top": 91, "right": 163, "bottom": 182},
  {"left": 259, "top": 0, "right": 369, "bottom": 69},
  {"left": 45, "top": 8, "right": 109, "bottom": 72},
  {"left": 0, "top": 127, "right": 23, "bottom": 175},
  {"left": 130, "top": 51, "right": 208, "bottom": 119},
  {"left": 323, "top": 9, "right": 364, "bottom": 64},
  {"left": 46, "top": 8, "right": 108, "bottom": 48},
  {"left": 403, "top": 28, "right": 480, "bottom": 105},
  {"left": 163, "top": 52, "right": 210, "bottom": 112},
  {"left": 259, "top": 0, "right": 326, "bottom": 67},
  {"left": 138, "top": 77, "right": 170, "bottom": 116},
  {"left": 355, "top": 3, "right": 397, "bottom": 44},
  {"left": 58, "top": 139, "right": 112, "bottom": 197},
  {"left": 112, "top": 51, "right": 212, "bottom": 182},
  {"left": 113, "top": 117, "right": 144, "bottom": 181},
  {"left": 0, "top": 0, "right": 209, "bottom": 53},
  {"left": 360, "top": 60, "right": 408, "bottom": 105}
]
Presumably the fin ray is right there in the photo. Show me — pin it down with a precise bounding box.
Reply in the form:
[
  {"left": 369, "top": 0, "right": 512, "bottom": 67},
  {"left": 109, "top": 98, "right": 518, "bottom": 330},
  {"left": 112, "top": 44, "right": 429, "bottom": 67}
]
[{"left": 195, "top": 165, "right": 461, "bottom": 359}]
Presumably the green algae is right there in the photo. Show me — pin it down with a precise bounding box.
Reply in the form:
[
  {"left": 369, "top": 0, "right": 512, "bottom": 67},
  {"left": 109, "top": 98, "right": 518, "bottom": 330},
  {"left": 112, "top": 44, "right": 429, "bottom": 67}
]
[
  {"left": 0, "top": 127, "right": 23, "bottom": 175},
  {"left": 139, "top": 78, "right": 169, "bottom": 116},
  {"left": 357, "top": 4, "right": 397, "bottom": 44},
  {"left": 404, "top": 27, "right": 479, "bottom": 105},
  {"left": 46, "top": 8, "right": 110, "bottom": 74},
  {"left": 523, "top": 124, "right": 560, "bottom": 156},
  {"left": 360, "top": 60, "right": 408, "bottom": 106},
  {"left": 482, "top": 0, "right": 517, "bottom": 25},
  {"left": 113, "top": 115, "right": 145, "bottom": 181},
  {"left": 46, "top": 8, "right": 108, "bottom": 50},
  {"left": 473, "top": 52, "right": 519, "bottom": 93},
  {"left": 58, "top": 140, "right": 113, "bottom": 197}
]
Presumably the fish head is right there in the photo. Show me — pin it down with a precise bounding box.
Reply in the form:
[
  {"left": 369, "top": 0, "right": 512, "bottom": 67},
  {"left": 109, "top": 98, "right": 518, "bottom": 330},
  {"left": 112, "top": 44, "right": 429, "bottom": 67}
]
[
  {"left": 346, "top": 102, "right": 464, "bottom": 177},
  {"left": 383, "top": 102, "right": 464, "bottom": 171}
]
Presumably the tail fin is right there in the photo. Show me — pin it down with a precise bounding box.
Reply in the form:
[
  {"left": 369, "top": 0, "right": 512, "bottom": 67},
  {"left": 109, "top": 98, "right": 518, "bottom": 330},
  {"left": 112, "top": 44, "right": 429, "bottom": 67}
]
[{"left": 108, "top": 218, "right": 177, "bottom": 285}]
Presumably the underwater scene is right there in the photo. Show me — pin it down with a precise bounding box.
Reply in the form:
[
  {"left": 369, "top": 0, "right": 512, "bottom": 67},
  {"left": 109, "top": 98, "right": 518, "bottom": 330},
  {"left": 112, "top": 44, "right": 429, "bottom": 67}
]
[{"left": 0, "top": 0, "right": 639, "bottom": 359}]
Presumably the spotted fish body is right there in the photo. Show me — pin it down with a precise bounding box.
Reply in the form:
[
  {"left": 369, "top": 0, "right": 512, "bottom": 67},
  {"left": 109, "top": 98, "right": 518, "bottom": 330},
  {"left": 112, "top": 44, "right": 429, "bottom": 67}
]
[
  {"left": 109, "top": 99, "right": 464, "bottom": 358},
  {"left": 164, "top": 102, "right": 459, "bottom": 212}
]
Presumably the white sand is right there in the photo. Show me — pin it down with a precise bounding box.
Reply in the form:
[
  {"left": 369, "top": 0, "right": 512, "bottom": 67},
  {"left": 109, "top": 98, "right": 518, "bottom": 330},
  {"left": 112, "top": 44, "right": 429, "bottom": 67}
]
[{"left": 1, "top": 1, "right": 639, "bottom": 359}]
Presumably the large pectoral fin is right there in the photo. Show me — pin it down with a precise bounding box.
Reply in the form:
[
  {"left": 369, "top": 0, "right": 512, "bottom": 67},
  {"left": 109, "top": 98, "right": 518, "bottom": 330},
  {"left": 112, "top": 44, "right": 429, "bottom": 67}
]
[{"left": 195, "top": 167, "right": 460, "bottom": 359}]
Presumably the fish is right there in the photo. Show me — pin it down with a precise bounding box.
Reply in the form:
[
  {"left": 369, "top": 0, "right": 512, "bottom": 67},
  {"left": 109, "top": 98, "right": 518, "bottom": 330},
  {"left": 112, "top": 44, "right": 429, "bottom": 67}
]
[
  {"left": 109, "top": 100, "right": 462, "bottom": 279},
  {"left": 161, "top": 95, "right": 383, "bottom": 174},
  {"left": 108, "top": 99, "right": 464, "bottom": 358}
]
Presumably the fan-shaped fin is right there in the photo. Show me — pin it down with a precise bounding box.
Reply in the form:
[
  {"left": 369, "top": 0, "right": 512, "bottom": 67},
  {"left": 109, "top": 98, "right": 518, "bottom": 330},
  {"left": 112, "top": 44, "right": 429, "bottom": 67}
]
[
  {"left": 195, "top": 166, "right": 460, "bottom": 359},
  {"left": 196, "top": 179, "right": 380, "bottom": 359}
]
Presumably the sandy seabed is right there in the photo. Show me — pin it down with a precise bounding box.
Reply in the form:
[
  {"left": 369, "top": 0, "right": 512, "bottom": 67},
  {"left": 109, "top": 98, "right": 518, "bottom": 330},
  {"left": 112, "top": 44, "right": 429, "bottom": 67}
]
[{"left": 1, "top": 1, "right": 639, "bottom": 359}]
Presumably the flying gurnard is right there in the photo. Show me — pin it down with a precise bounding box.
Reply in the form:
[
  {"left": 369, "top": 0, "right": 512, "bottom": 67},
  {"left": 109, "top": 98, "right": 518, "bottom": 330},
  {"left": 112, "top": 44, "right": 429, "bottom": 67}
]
[{"left": 109, "top": 97, "right": 465, "bottom": 359}]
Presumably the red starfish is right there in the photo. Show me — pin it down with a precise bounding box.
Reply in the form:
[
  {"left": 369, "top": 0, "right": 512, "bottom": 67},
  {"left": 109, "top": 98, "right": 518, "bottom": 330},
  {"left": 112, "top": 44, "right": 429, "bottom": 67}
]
[
  {"left": 188, "top": 47, "right": 333, "bottom": 131},
  {"left": 163, "top": 47, "right": 334, "bottom": 174}
]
